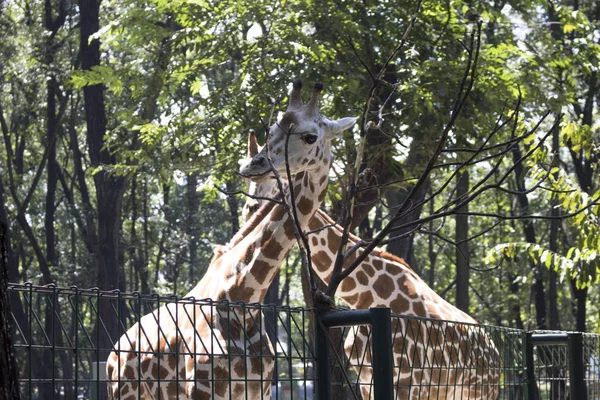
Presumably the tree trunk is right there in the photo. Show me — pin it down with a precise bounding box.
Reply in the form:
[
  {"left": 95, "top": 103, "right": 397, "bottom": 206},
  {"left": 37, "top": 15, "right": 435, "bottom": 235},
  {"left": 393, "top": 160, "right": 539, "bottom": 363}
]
[
  {"left": 0, "top": 180, "right": 22, "bottom": 400},
  {"left": 129, "top": 177, "right": 150, "bottom": 295},
  {"left": 512, "top": 144, "right": 547, "bottom": 330},
  {"left": 0, "top": 218, "right": 21, "bottom": 400},
  {"left": 80, "top": 5, "right": 128, "bottom": 397}
]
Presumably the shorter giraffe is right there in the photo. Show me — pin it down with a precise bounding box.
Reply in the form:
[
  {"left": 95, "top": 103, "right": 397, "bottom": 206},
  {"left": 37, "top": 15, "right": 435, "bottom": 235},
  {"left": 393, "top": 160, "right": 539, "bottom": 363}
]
[
  {"left": 244, "top": 131, "right": 500, "bottom": 399},
  {"left": 106, "top": 80, "right": 356, "bottom": 399}
]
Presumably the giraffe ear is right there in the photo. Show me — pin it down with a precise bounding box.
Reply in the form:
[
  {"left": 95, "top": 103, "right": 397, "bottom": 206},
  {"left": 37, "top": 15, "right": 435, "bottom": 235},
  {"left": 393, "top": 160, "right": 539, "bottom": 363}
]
[{"left": 324, "top": 117, "right": 358, "bottom": 139}]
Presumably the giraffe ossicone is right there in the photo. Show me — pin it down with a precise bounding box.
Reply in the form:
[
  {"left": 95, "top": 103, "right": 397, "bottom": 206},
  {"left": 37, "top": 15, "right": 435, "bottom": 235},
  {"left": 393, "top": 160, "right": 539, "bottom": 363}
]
[
  {"left": 105, "top": 80, "right": 356, "bottom": 399},
  {"left": 244, "top": 131, "right": 501, "bottom": 399}
]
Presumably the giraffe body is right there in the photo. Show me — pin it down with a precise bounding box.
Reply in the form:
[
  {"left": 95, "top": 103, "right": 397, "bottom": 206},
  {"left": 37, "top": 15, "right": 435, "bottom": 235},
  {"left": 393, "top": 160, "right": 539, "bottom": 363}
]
[
  {"left": 244, "top": 132, "right": 500, "bottom": 399},
  {"left": 106, "top": 80, "right": 356, "bottom": 399}
]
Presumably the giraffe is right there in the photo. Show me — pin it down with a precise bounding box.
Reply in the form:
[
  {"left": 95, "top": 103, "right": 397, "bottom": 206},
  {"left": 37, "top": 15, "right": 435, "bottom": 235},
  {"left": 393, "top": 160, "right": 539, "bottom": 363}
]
[
  {"left": 243, "top": 131, "right": 501, "bottom": 399},
  {"left": 105, "top": 80, "right": 357, "bottom": 399}
]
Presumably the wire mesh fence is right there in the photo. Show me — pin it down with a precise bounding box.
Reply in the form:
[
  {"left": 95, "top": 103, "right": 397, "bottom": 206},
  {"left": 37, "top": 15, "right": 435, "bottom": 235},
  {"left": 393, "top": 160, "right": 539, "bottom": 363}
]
[
  {"left": 585, "top": 334, "right": 600, "bottom": 399},
  {"left": 324, "top": 313, "right": 523, "bottom": 399},
  {"left": 7, "top": 283, "right": 600, "bottom": 399},
  {"left": 8, "top": 283, "right": 315, "bottom": 399}
]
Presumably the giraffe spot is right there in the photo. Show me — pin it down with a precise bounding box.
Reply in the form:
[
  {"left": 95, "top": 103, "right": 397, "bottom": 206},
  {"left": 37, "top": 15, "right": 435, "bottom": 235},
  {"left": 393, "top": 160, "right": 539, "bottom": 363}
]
[
  {"left": 119, "top": 384, "right": 131, "bottom": 396},
  {"left": 356, "top": 291, "right": 374, "bottom": 309},
  {"left": 412, "top": 301, "right": 426, "bottom": 317},
  {"left": 341, "top": 278, "right": 356, "bottom": 293},
  {"left": 319, "top": 174, "right": 327, "bottom": 187},
  {"left": 250, "top": 357, "right": 261, "bottom": 374},
  {"left": 248, "top": 381, "right": 262, "bottom": 397},
  {"left": 166, "top": 353, "right": 177, "bottom": 372},
  {"left": 271, "top": 207, "right": 286, "bottom": 222},
  {"left": 261, "top": 236, "right": 284, "bottom": 260},
  {"left": 390, "top": 294, "right": 410, "bottom": 313},
  {"left": 141, "top": 356, "right": 152, "bottom": 374},
  {"left": 355, "top": 271, "right": 368, "bottom": 285},
  {"left": 228, "top": 285, "right": 255, "bottom": 302},
  {"left": 251, "top": 260, "right": 272, "bottom": 284},
  {"left": 244, "top": 244, "right": 256, "bottom": 264},
  {"left": 317, "top": 188, "right": 327, "bottom": 202},
  {"left": 326, "top": 226, "right": 341, "bottom": 252},
  {"left": 213, "top": 366, "right": 229, "bottom": 396},
  {"left": 372, "top": 258, "right": 383, "bottom": 270},
  {"left": 167, "top": 381, "right": 179, "bottom": 397},
  {"left": 345, "top": 293, "right": 358, "bottom": 304},
  {"left": 385, "top": 263, "right": 400, "bottom": 276},
  {"left": 311, "top": 236, "right": 318, "bottom": 246},
  {"left": 190, "top": 386, "right": 211, "bottom": 400},
  {"left": 297, "top": 196, "right": 314, "bottom": 215},
  {"left": 398, "top": 274, "right": 419, "bottom": 298},
  {"left": 233, "top": 360, "right": 245, "bottom": 377},
  {"left": 259, "top": 287, "right": 268, "bottom": 300},
  {"left": 363, "top": 263, "right": 375, "bottom": 277},
  {"left": 320, "top": 237, "right": 326, "bottom": 246},
  {"left": 233, "top": 383, "right": 245, "bottom": 396},
  {"left": 152, "top": 362, "right": 169, "bottom": 380},
  {"left": 124, "top": 366, "right": 135, "bottom": 380},
  {"left": 308, "top": 218, "right": 321, "bottom": 231},
  {"left": 283, "top": 219, "right": 295, "bottom": 240},
  {"left": 225, "top": 321, "right": 241, "bottom": 342},
  {"left": 308, "top": 158, "right": 317, "bottom": 166},
  {"left": 246, "top": 322, "right": 259, "bottom": 338},
  {"left": 195, "top": 368, "right": 210, "bottom": 381},
  {"left": 313, "top": 251, "right": 332, "bottom": 272},
  {"left": 373, "top": 274, "right": 394, "bottom": 300}
]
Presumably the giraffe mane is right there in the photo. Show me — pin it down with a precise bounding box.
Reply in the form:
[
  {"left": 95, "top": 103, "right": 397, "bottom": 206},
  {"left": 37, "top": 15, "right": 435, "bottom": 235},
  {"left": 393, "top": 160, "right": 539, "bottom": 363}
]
[
  {"left": 315, "top": 209, "right": 413, "bottom": 271},
  {"left": 211, "top": 197, "right": 279, "bottom": 263}
]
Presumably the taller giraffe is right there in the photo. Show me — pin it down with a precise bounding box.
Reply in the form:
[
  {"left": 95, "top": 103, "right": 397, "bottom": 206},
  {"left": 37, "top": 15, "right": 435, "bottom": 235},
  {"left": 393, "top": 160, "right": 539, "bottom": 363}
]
[
  {"left": 244, "top": 131, "right": 501, "bottom": 399},
  {"left": 105, "top": 80, "right": 356, "bottom": 399}
]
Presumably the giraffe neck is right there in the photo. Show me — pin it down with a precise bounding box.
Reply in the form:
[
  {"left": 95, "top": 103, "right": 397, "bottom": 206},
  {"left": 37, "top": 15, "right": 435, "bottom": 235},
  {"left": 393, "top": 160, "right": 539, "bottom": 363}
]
[
  {"left": 307, "top": 210, "right": 475, "bottom": 323},
  {"left": 187, "top": 153, "right": 331, "bottom": 305}
]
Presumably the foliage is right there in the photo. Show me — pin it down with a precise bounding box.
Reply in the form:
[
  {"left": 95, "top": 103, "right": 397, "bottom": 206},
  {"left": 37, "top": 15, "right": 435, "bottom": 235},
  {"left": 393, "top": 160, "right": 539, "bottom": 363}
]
[{"left": 0, "top": 0, "right": 598, "bottom": 333}]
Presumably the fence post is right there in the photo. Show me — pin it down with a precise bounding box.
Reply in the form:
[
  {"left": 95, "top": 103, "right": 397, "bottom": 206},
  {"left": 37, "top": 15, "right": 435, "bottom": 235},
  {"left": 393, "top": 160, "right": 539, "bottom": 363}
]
[
  {"left": 522, "top": 331, "right": 537, "bottom": 400},
  {"left": 568, "top": 332, "right": 586, "bottom": 399},
  {"left": 314, "top": 309, "right": 331, "bottom": 400},
  {"left": 369, "top": 307, "right": 394, "bottom": 400}
]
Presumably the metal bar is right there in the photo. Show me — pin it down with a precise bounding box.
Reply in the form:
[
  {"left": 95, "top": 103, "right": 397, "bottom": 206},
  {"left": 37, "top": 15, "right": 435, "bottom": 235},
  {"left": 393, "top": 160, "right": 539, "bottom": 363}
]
[
  {"left": 368, "top": 308, "right": 394, "bottom": 400},
  {"left": 321, "top": 309, "right": 372, "bottom": 328},
  {"left": 523, "top": 331, "right": 537, "bottom": 400},
  {"left": 314, "top": 310, "right": 331, "bottom": 400},
  {"left": 568, "top": 332, "right": 586, "bottom": 400},
  {"left": 530, "top": 333, "right": 569, "bottom": 345}
]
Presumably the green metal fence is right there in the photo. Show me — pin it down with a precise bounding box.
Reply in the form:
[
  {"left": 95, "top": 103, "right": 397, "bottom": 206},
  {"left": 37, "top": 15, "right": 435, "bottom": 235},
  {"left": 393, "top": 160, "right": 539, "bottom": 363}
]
[{"left": 7, "top": 283, "right": 600, "bottom": 399}]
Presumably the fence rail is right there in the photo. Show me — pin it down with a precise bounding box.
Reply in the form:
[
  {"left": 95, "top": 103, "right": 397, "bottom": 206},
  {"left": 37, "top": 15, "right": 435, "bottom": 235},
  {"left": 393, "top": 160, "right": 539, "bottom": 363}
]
[{"left": 6, "top": 283, "right": 600, "bottom": 399}]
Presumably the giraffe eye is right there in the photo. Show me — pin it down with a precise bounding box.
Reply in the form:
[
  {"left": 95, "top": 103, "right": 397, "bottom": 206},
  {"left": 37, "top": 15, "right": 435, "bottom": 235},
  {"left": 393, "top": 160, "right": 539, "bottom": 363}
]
[{"left": 302, "top": 134, "right": 318, "bottom": 144}]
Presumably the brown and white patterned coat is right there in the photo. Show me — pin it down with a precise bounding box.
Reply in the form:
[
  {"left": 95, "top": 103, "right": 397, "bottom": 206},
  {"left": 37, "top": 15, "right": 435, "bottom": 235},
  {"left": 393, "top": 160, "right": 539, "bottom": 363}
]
[
  {"left": 105, "top": 81, "right": 356, "bottom": 399},
  {"left": 244, "top": 132, "right": 501, "bottom": 399}
]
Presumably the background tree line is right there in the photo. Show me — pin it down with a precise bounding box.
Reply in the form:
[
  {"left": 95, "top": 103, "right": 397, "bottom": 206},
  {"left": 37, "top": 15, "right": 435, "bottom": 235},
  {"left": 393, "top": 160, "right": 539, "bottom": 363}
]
[{"left": 0, "top": 0, "right": 598, "bottom": 342}]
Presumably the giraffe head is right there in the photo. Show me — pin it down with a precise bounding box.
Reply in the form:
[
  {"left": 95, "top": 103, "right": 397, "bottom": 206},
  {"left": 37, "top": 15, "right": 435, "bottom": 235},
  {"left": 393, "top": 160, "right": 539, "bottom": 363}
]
[
  {"left": 239, "top": 80, "right": 356, "bottom": 181},
  {"left": 241, "top": 130, "right": 281, "bottom": 221}
]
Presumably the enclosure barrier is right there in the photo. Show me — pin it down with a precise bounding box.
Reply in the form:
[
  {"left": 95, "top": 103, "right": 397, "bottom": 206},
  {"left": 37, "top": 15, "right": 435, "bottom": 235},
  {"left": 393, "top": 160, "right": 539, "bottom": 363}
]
[{"left": 6, "top": 283, "right": 600, "bottom": 399}]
